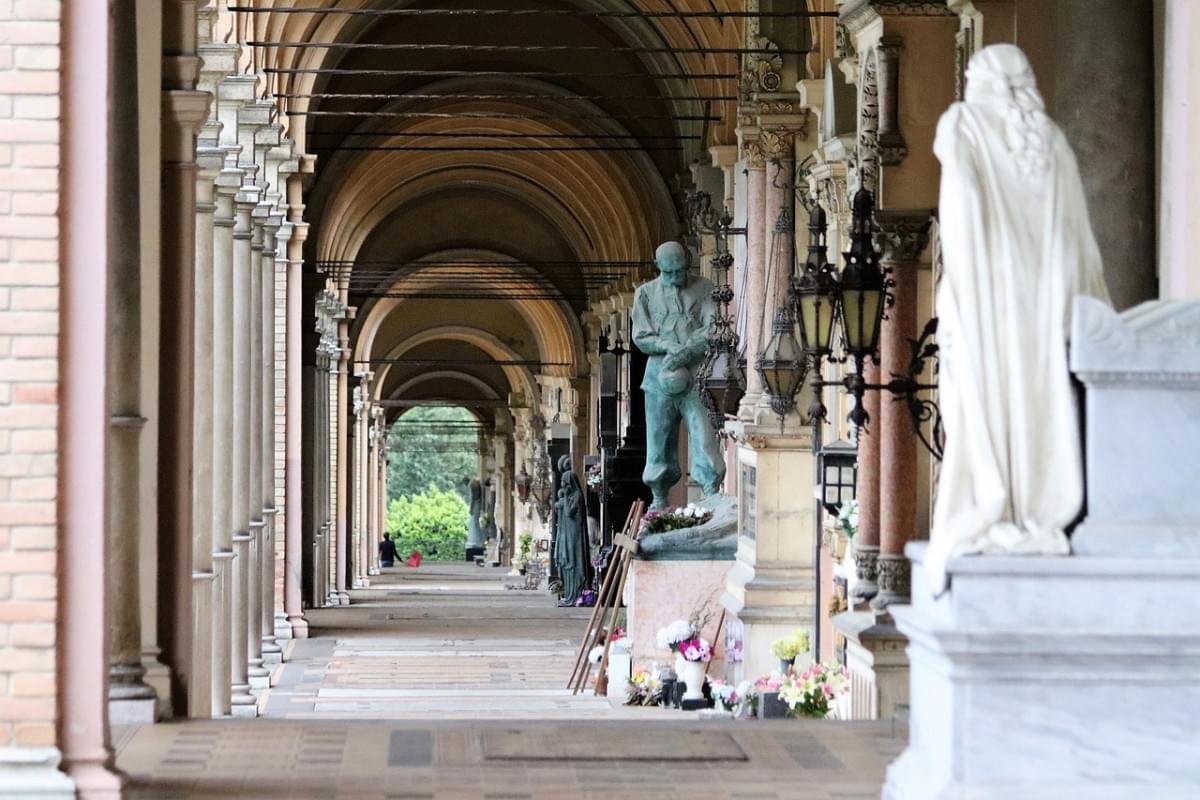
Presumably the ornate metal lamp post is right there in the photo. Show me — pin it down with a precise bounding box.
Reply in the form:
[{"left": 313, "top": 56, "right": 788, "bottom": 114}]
[{"left": 760, "top": 188, "right": 943, "bottom": 458}]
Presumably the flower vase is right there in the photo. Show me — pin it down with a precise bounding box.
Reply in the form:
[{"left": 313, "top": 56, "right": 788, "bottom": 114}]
[
  {"left": 779, "top": 658, "right": 794, "bottom": 675},
  {"left": 674, "top": 653, "right": 686, "bottom": 679},
  {"left": 679, "top": 659, "right": 705, "bottom": 701}
]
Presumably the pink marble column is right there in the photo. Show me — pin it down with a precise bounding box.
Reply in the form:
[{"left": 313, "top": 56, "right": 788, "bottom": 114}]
[
  {"left": 871, "top": 213, "right": 930, "bottom": 610},
  {"left": 60, "top": 0, "right": 122, "bottom": 792},
  {"left": 853, "top": 366, "right": 881, "bottom": 602}
]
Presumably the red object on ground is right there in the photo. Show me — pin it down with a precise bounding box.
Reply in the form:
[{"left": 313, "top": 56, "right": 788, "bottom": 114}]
[{"left": 405, "top": 551, "right": 422, "bottom": 568}]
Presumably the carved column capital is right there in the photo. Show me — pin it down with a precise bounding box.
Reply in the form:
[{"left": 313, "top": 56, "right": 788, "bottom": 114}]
[{"left": 874, "top": 211, "right": 933, "bottom": 263}]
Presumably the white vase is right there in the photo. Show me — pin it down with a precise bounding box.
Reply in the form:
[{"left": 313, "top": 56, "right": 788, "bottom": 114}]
[
  {"left": 674, "top": 653, "right": 686, "bottom": 678},
  {"left": 679, "top": 659, "right": 706, "bottom": 701}
]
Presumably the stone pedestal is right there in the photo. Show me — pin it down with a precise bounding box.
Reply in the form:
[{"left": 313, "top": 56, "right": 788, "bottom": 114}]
[
  {"left": 0, "top": 748, "right": 75, "bottom": 799},
  {"left": 624, "top": 559, "right": 731, "bottom": 676},
  {"left": 884, "top": 545, "right": 1200, "bottom": 799},
  {"left": 831, "top": 611, "right": 908, "bottom": 721},
  {"left": 721, "top": 424, "right": 817, "bottom": 681},
  {"left": 887, "top": 298, "right": 1200, "bottom": 798}
]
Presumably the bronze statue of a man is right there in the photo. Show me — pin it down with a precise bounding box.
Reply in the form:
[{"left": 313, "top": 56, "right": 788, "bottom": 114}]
[{"left": 631, "top": 242, "right": 726, "bottom": 509}]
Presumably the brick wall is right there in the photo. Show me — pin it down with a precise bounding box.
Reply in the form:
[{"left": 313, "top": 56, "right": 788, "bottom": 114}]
[{"left": 0, "top": 0, "right": 63, "bottom": 749}]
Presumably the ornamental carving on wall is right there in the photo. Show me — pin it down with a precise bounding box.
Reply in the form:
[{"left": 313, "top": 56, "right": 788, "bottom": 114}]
[
  {"left": 740, "top": 35, "right": 785, "bottom": 97},
  {"left": 874, "top": 212, "right": 933, "bottom": 263}
]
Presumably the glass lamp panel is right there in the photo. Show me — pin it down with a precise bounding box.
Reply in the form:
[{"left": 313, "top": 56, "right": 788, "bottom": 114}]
[
  {"left": 841, "top": 288, "right": 867, "bottom": 352},
  {"left": 798, "top": 292, "right": 819, "bottom": 351}
]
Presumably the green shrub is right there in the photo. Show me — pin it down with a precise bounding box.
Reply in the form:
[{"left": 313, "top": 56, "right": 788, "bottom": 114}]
[{"left": 386, "top": 486, "right": 469, "bottom": 561}]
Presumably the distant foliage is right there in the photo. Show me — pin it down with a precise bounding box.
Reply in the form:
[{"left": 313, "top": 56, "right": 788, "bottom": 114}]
[
  {"left": 386, "top": 487, "right": 469, "bottom": 561},
  {"left": 386, "top": 406, "right": 478, "bottom": 503}
]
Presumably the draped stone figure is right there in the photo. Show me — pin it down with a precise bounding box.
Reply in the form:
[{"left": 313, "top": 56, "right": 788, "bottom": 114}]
[
  {"left": 553, "top": 455, "right": 592, "bottom": 606},
  {"left": 925, "top": 45, "right": 1111, "bottom": 590},
  {"left": 466, "top": 479, "right": 484, "bottom": 552},
  {"left": 632, "top": 241, "right": 726, "bottom": 509}
]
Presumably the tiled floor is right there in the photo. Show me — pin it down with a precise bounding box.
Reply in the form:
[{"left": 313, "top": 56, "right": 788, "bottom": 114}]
[{"left": 116, "top": 563, "right": 903, "bottom": 799}]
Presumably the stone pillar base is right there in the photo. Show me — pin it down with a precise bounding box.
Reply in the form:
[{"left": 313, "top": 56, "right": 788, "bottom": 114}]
[
  {"left": 229, "top": 699, "right": 259, "bottom": 719},
  {"left": 336, "top": 591, "right": 351, "bottom": 606},
  {"left": 107, "top": 697, "right": 157, "bottom": 726},
  {"left": 884, "top": 543, "right": 1200, "bottom": 799},
  {"left": 0, "top": 748, "right": 75, "bottom": 799},
  {"left": 831, "top": 610, "right": 908, "bottom": 721}
]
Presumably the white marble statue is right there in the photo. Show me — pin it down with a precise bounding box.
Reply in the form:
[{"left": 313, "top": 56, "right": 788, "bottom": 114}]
[{"left": 924, "top": 44, "right": 1111, "bottom": 590}]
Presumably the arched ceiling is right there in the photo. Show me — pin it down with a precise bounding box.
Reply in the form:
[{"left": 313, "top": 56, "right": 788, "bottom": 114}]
[{"left": 240, "top": 0, "right": 746, "bottom": 412}]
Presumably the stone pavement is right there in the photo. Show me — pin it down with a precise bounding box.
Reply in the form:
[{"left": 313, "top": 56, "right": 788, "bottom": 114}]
[{"left": 115, "top": 562, "right": 902, "bottom": 799}]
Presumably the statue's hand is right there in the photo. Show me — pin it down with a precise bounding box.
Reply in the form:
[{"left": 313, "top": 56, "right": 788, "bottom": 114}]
[{"left": 663, "top": 347, "right": 685, "bottom": 370}]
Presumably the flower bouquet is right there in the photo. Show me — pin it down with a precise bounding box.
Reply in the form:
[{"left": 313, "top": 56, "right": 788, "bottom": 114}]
[
  {"left": 837, "top": 499, "right": 859, "bottom": 539},
  {"left": 586, "top": 463, "right": 603, "bottom": 492},
  {"left": 655, "top": 619, "right": 696, "bottom": 654},
  {"left": 625, "top": 669, "right": 663, "bottom": 706},
  {"left": 640, "top": 503, "right": 714, "bottom": 535},
  {"left": 778, "top": 662, "right": 850, "bottom": 719},
  {"left": 708, "top": 679, "right": 741, "bottom": 712}
]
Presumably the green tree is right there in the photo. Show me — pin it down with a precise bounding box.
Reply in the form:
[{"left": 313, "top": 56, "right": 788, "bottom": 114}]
[
  {"left": 386, "top": 406, "right": 478, "bottom": 503},
  {"left": 386, "top": 486, "right": 470, "bottom": 561}
]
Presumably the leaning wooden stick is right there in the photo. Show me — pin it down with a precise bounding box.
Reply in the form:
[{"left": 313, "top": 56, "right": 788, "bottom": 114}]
[
  {"left": 572, "top": 502, "right": 642, "bottom": 695},
  {"left": 566, "top": 503, "right": 636, "bottom": 689},
  {"left": 593, "top": 502, "right": 645, "bottom": 697}
]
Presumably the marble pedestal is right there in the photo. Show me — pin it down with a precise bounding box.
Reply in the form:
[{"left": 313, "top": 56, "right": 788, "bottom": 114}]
[
  {"left": 624, "top": 559, "right": 731, "bottom": 675},
  {"left": 0, "top": 748, "right": 74, "bottom": 799},
  {"left": 884, "top": 544, "right": 1200, "bottom": 799}
]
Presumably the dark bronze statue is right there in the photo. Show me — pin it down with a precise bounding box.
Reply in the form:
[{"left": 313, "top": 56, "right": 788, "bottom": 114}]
[{"left": 553, "top": 455, "right": 592, "bottom": 606}]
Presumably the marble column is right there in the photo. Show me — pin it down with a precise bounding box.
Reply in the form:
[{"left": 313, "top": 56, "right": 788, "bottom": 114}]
[
  {"left": 852, "top": 373, "right": 881, "bottom": 603},
  {"left": 107, "top": 0, "right": 156, "bottom": 723},
  {"left": 229, "top": 183, "right": 260, "bottom": 716},
  {"left": 738, "top": 155, "right": 768, "bottom": 417},
  {"left": 872, "top": 214, "right": 929, "bottom": 611},
  {"left": 335, "top": 331, "right": 351, "bottom": 604},
  {"left": 210, "top": 162, "right": 240, "bottom": 716},
  {"left": 284, "top": 196, "right": 310, "bottom": 637},
  {"left": 157, "top": 84, "right": 211, "bottom": 718},
  {"left": 326, "top": 352, "right": 339, "bottom": 605},
  {"left": 366, "top": 413, "right": 380, "bottom": 576},
  {"left": 59, "top": 0, "right": 121, "bottom": 791},
  {"left": 260, "top": 213, "right": 284, "bottom": 664},
  {"left": 1161, "top": 0, "right": 1200, "bottom": 299},
  {"left": 187, "top": 131, "right": 223, "bottom": 720},
  {"left": 246, "top": 202, "right": 268, "bottom": 691}
]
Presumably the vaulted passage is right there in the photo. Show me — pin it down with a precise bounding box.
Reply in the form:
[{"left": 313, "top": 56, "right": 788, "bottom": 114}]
[{"left": 2, "top": 1, "right": 1193, "bottom": 798}]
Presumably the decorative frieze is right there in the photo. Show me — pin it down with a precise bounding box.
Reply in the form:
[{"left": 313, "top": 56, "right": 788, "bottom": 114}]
[
  {"left": 841, "top": 0, "right": 958, "bottom": 35},
  {"left": 875, "top": 37, "right": 908, "bottom": 165}
]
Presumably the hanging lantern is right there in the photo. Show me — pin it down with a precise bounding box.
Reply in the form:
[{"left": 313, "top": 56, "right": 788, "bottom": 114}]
[
  {"left": 794, "top": 205, "right": 839, "bottom": 357},
  {"left": 838, "top": 189, "right": 888, "bottom": 361},
  {"left": 698, "top": 220, "right": 745, "bottom": 426},
  {"left": 757, "top": 304, "right": 807, "bottom": 419}
]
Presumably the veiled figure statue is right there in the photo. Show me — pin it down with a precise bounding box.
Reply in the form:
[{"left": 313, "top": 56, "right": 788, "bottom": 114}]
[
  {"left": 925, "top": 44, "right": 1111, "bottom": 590},
  {"left": 466, "top": 479, "right": 484, "bottom": 551},
  {"left": 553, "top": 455, "right": 592, "bottom": 606}
]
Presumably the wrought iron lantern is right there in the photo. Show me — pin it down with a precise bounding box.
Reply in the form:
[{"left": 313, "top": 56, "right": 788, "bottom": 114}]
[
  {"left": 838, "top": 189, "right": 889, "bottom": 364},
  {"left": 757, "top": 304, "right": 808, "bottom": 418},
  {"left": 794, "top": 205, "right": 840, "bottom": 358},
  {"left": 757, "top": 187, "right": 943, "bottom": 458}
]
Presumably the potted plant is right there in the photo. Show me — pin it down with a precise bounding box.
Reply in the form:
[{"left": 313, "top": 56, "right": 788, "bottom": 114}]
[
  {"left": 771, "top": 629, "right": 809, "bottom": 674},
  {"left": 515, "top": 532, "right": 533, "bottom": 574}
]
